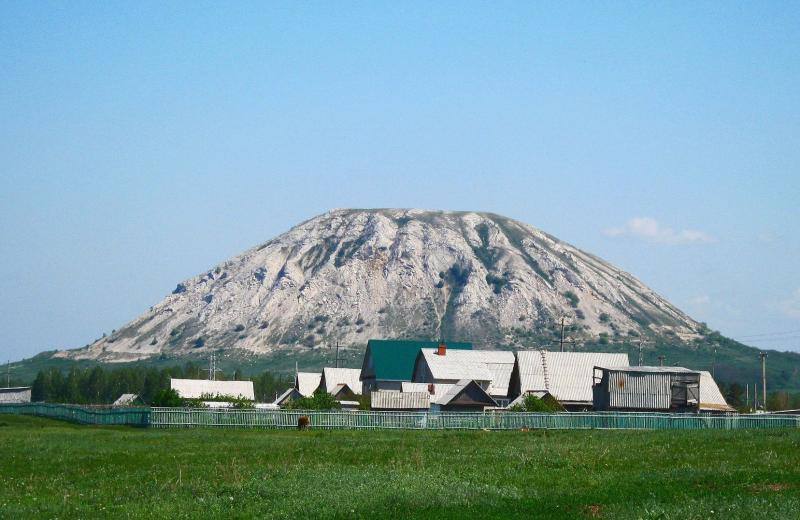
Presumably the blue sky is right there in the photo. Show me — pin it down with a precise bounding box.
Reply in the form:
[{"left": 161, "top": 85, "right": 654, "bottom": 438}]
[{"left": 1, "top": 2, "right": 799, "bottom": 361}]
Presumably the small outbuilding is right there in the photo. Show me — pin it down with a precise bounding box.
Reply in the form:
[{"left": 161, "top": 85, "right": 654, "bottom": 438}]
[
  {"left": 0, "top": 386, "right": 31, "bottom": 404},
  {"left": 371, "top": 391, "right": 431, "bottom": 411},
  {"left": 592, "top": 366, "right": 701, "bottom": 412}
]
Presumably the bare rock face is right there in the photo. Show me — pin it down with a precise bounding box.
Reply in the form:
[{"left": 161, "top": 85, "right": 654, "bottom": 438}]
[{"left": 61, "top": 209, "right": 700, "bottom": 362}]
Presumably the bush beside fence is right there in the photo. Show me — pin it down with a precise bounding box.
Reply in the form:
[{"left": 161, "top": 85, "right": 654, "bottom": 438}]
[{"left": 3, "top": 403, "right": 800, "bottom": 430}]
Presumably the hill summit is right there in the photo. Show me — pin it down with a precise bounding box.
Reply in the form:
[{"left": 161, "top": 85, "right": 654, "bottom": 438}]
[{"left": 61, "top": 209, "right": 701, "bottom": 362}]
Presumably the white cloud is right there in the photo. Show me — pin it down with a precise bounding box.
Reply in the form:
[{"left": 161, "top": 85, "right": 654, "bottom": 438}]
[
  {"left": 604, "top": 217, "right": 713, "bottom": 245},
  {"left": 779, "top": 288, "right": 800, "bottom": 319}
]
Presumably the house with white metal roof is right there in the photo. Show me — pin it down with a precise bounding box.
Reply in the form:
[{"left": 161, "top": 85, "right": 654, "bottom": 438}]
[
  {"left": 360, "top": 339, "right": 473, "bottom": 392},
  {"left": 509, "top": 351, "right": 629, "bottom": 409},
  {"left": 320, "top": 368, "right": 362, "bottom": 396},
  {"left": 295, "top": 372, "right": 322, "bottom": 397},
  {"left": 170, "top": 379, "right": 255, "bottom": 400},
  {"left": 412, "top": 345, "right": 515, "bottom": 399}
]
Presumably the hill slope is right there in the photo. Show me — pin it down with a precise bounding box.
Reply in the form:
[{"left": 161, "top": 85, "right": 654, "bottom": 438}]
[{"left": 57, "top": 209, "right": 703, "bottom": 362}]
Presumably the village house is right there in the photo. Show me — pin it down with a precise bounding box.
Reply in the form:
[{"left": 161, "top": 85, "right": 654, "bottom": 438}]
[
  {"left": 170, "top": 378, "right": 256, "bottom": 401},
  {"left": 295, "top": 372, "right": 322, "bottom": 397},
  {"left": 360, "top": 339, "right": 472, "bottom": 393},
  {"left": 319, "top": 367, "right": 363, "bottom": 400},
  {"left": 411, "top": 343, "right": 515, "bottom": 405},
  {"left": 508, "top": 351, "right": 629, "bottom": 410}
]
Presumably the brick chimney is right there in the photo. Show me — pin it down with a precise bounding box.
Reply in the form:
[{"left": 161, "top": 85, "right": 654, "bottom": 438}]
[
  {"left": 437, "top": 341, "right": 447, "bottom": 356},
  {"left": 428, "top": 383, "right": 435, "bottom": 394}
]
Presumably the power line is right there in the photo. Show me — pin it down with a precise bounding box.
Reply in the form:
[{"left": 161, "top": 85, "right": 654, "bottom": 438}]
[{"left": 735, "top": 329, "right": 800, "bottom": 340}]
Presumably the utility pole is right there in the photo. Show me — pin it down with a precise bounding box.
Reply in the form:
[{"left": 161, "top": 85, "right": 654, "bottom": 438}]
[
  {"left": 638, "top": 341, "right": 644, "bottom": 366},
  {"left": 559, "top": 316, "right": 566, "bottom": 353},
  {"left": 754, "top": 382, "right": 758, "bottom": 412},
  {"left": 760, "top": 352, "right": 768, "bottom": 411},
  {"left": 6, "top": 360, "right": 10, "bottom": 388},
  {"left": 332, "top": 341, "right": 345, "bottom": 368},
  {"left": 658, "top": 355, "right": 665, "bottom": 367},
  {"left": 746, "top": 384, "right": 749, "bottom": 411},
  {"left": 202, "top": 353, "right": 222, "bottom": 381},
  {"left": 711, "top": 347, "right": 717, "bottom": 378}
]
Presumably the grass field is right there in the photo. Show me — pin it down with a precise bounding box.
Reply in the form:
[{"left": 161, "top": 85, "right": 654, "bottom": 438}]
[{"left": 1, "top": 416, "right": 799, "bottom": 519}]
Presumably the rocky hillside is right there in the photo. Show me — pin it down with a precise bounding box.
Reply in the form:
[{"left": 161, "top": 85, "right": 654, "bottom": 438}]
[{"left": 57, "top": 209, "right": 702, "bottom": 363}]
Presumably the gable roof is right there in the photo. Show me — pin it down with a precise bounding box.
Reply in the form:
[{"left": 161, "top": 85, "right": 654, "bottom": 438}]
[
  {"left": 515, "top": 351, "right": 629, "bottom": 404},
  {"left": 295, "top": 372, "right": 322, "bottom": 397},
  {"left": 415, "top": 349, "right": 515, "bottom": 396},
  {"left": 371, "top": 391, "right": 430, "bottom": 410},
  {"left": 112, "top": 393, "right": 139, "bottom": 406},
  {"left": 330, "top": 383, "right": 360, "bottom": 400},
  {"left": 699, "top": 371, "right": 735, "bottom": 412},
  {"left": 437, "top": 379, "right": 498, "bottom": 408},
  {"left": 361, "top": 339, "right": 472, "bottom": 381},
  {"left": 170, "top": 379, "right": 255, "bottom": 400},
  {"left": 274, "top": 388, "right": 302, "bottom": 406},
  {"left": 401, "top": 381, "right": 455, "bottom": 405},
  {"left": 321, "top": 367, "right": 363, "bottom": 395}
]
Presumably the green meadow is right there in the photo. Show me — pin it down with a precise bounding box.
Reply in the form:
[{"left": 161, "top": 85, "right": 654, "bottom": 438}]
[{"left": 1, "top": 415, "right": 799, "bottom": 519}]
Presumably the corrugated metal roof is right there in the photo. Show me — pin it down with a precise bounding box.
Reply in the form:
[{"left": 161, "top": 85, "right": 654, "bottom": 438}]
[
  {"left": 296, "top": 372, "right": 322, "bottom": 397},
  {"left": 321, "top": 368, "right": 363, "bottom": 395},
  {"left": 699, "top": 371, "right": 735, "bottom": 411},
  {"left": 417, "top": 349, "right": 515, "bottom": 396},
  {"left": 401, "top": 381, "right": 455, "bottom": 404},
  {"left": 170, "top": 379, "right": 255, "bottom": 400},
  {"left": 401, "top": 382, "right": 428, "bottom": 393},
  {"left": 437, "top": 379, "right": 498, "bottom": 407},
  {"left": 602, "top": 366, "right": 697, "bottom": 374},
  {"left": 516, "top": 351, "right": 629, "bottom": 403},
  {"left": 361, "top": 339, "right": 472, "bottom": 381},
  {"left": 112, "top": 393, "right": 139, "bottom": 406},
  {"left": 371, "top": 391, "right": 430, "bottom": 410},
  {"left": 274, "top": 387, "right": 301, "bottom": 405}
]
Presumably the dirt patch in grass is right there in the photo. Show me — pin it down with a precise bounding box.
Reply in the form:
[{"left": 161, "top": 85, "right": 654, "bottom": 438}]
[
  {"left": 751, "top": 483, "right": 791, "bottom": 492},
  {"left": 584, "top": 504, "right": 603, "bottom": 517}
]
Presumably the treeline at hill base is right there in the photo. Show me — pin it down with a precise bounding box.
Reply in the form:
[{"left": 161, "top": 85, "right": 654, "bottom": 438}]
[{"left": 24, "top": 363, "right": 800, "bottom": 412}]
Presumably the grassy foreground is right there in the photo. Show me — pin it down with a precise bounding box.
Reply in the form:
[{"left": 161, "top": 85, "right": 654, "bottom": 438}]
[{"left": 1, "top": 416, "right": 799, "bottom": 519}]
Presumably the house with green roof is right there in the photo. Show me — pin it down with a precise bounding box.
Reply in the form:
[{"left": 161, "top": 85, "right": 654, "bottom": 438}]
[{"left": 360, "top": 339, "right": 472, "bottom": 393}]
